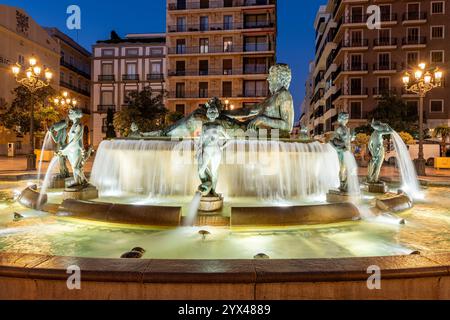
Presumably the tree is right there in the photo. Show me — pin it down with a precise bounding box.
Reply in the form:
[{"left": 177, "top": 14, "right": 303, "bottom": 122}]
[
  {"left": 165, "top": 111, "right": 185, "bottom": 125},
  {"left": 0, "top": 85, "right": 66, "bottom": 134},
  {"left": 398, "top": 131, "right": 415, "bottom": 145},
  {"left": 113, "top": 87, "right": 167, "bottom": 136},
  {"left": 105, "top": 108, "right": 117, "bottom": 138},
  {"left": 433, "top": 125, "right": 450, "bottom": 156},
  {"left": 356, "top": 93, "right": 419, "bottom": 136}
]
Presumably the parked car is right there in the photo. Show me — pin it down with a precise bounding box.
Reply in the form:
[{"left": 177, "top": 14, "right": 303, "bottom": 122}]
[{"left": 385, "top": 142, "right": 440, "bottom": 166}]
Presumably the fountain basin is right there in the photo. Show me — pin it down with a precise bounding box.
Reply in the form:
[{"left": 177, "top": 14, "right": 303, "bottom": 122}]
[
  {"left": 18, "top": 186, "right": 47, "bottom": 210},
  {"left": 0, "top": 252, "right": 448, "bottom": 300}
]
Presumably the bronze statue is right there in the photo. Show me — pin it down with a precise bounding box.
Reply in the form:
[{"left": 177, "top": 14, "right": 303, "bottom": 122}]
[
  {"left": 143, "top": 63, "right": 295, "bottom": 137},
  {"left": 330, "top": 112, "right": 352, "bottom": 193},
  {"left": 367, "top": 120, "right": 393, "bottom": 184},
  {"left": 48, "top": 119, "right": 70, "bottom": 178},
  {"left": 197, "top": 100, "right": 230, "bottom": 197},
  {"left": 56, "top": 109, "right": 93, "bottom": 188}
]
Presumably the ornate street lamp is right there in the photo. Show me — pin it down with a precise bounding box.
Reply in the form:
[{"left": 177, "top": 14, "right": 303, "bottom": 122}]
[
  {"left": 53, "top": 91, "right": 78, "bottom": 108},
  {"left": 11, "top": 56, "right": 53, "bottom": 170},
  {"left": 403, "top": 62, "right": 443, "bottom": 176}
]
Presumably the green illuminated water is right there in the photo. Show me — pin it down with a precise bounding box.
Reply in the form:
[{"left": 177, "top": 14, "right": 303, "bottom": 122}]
[{"left": 0, "top": 181, "right": 449, "bottom": 260}]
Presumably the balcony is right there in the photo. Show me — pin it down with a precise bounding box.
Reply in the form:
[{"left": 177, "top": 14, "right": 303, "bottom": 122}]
[
  {"left": 98, "top": 75, "right": 115, "bottom": 82},
  {"left": 380, "top": 13, "right": 398, "bottom": 23},
  {"left": 402, "top": 12, "right": 427, "bottom": 24},
  {"left": 334, "top": 87, "right": 369, "bottom": 100},
  {"left": 97, "top": 105, "right": 116, "bottom": 113},
  {"left": 342, "top": 14, "right": 370, "bottom": 26},
  {"left": 122, "top": 74, "right": 139, "bottom": 81},
  {"left": 168, "top": 89, "right": 268, "bottom": 99},
  {"left": 168, "top": 0, "right": 275, "bottom": 11},
  {"left": 168, "top": 21, "right": 275, "bottom": 33},
  {"left": 337, "top": 39, "right": 369, "bottom": 53},
  {"left": 60, "top": 80, "right": 90, "bottom": 97},
  {"left": 168, "top": 44, "right": 272, "bottom": 55},
  {"left": 373, "top": 87, "right": 397, "bottom": 97},
  {"left": 402, "top": 37, "right": 427, "bottom": 48},
  {"left": 60, "top": 59, "right": 90, "bottom": 80},
  {"left": 373, "top": 62, "right": 397, "bottom": 72},
  {"left": 147, "top": 74, "right": 165, "bottom": 82},
  {"left": 335, "top": 63, "right": 368, "bottom": 79},
  {"left": 373, "top": 37, "right": 397, "bottom": 48}
]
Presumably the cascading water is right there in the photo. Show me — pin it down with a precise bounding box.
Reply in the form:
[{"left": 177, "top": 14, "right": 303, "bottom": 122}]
[
  {"left": 343, "top": 151, "right": 360, "bottom": 196},
  {"left": 184, "top": 191, "right": 202, "bottom": 227},
  {"left": 36, "top": 132, "right": 54, "bottom": 184},
  {"left": 391, "top": 131, "right": 422, "bottom": 199},
  {"left": 90, "top": 139, "right": 341, "bottom": 201},
  {"left": 39, "top": 157, "right": 59, "bottom": 199}
]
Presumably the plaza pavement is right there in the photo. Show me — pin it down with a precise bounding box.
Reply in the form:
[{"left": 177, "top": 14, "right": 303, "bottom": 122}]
[{"left": 0, "top": 155, "right": 450, "bottom": 186}]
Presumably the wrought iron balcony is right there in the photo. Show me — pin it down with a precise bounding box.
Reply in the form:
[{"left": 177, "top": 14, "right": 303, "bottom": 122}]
[
  {"left": 168, "top": 21, "right": 274, "bottom": 33},
  {"left": 147, "top": 74, "right": 165, "bottom": 81},
  {"left": 373, "top": 37, "right": 397, "bottom": 47},
  {"left": 60, "top": 80, "right": 90, "bottom": 97},
  {"left": 402, "top": 12, "right": 427, "bottom": 22},
  {"left": 168, "top": 43, "right": 272, "bottom": 55},
  {"left": 402, "top": 37, "right": 427, "bottom": 46},
  {"left": 98, "top": 75, "right": 115, "bottom": 82},
  {"left": 60, "top": 58, "right": 91, "bottom": 80},
  {"left": 373, "top": 62, "right": 397, "bottom": 71},
  {"left": 168, "top": 0, "right": 275, "bottom": 11},
  {"left": 122, "top": 74, "right": 139, "bottom": 81}
]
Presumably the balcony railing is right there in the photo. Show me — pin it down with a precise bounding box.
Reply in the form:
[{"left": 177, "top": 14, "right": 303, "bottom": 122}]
[
  {"left": 60, "top": 80, "right": 90, "bottom": 97},
  {"left": 147, "top": 74, "right": 165, "bottom": 81},
  {"left": 343, "top": 14, "right": 370, "bottom": 24},
  {"left": 169, "top": 67, "right": 268, "bottom": 77},
  {"left": 340, "top": 63, "right": 369, "bottom": 72},
  {"left": 168, "top": 0, "right": 275, "bottom": 11},
  {"left": 97, "top": 105, "right": 116, "bottom": 113},
  {"left": 122, "top": 74, "right": 140, "bottom": 81},
  {"left": 373, "top": 37, "right": 397, "bottom": 47},
  {"left": 336, "top": 87, "right": 368, "bottom": 97},
  {"left": 373, "top": 87, "right": 397, "bottom": 96},
  {"left": 98, "top": 75, "right": 115, "bottom": 82},
  {"left": 168, "top": 21, "right": 275, "bottom": 33},
  {"left": 168, "top": 43, "right": 272, "bottom": 55},
  {"left": 168, "top": 89, "right": 269, "bottom": 99},
  {"left": 340, "top": 38, "right": 369, "bottom": 49},
  {"left": 60, "top": 59, "right": 91, "bottom": 79},
  {"left": 402, "top": 12, "right": 427, "bottom": 21},
  {"left": 373, "top": 62, "right": 397, "bottom": 71},
  {"left": 380, "top": 13, "right": 398, "bottom": 22},
  {"left": 402, "top": 36, "right": 427, "bottom": 46}
]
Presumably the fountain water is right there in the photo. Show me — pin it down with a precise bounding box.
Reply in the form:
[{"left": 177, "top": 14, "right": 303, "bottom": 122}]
[
  {"left": 90, "top": 139, "right": 341, "bottom": 201},
  {"left": 391, "top": 131, "right": 422, "bottom": 199},
  {"left": 343, "top": 151, "right": 360, "bottom": 196},
  {"left": 36, "top": 132, "right": 54, "bottom": 184},
  {"left": 39, "top": 157, "right": 60, "bottom": 198},
  {"left": 185, "top": 191, "right": 202, "bottom": 226}
]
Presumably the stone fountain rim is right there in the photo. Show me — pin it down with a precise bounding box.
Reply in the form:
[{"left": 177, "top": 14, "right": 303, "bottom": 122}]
[{"left": 0, "top": 251, "right": 448, "bottom": 284}]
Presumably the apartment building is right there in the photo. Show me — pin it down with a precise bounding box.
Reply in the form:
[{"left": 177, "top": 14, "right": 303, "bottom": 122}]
[
  {"left": 92, "top": 33, "right": 166, "bottom": 146},
  {"left": 0, "top": 5, "right": 61, "bottom": 154},
  {"left": 165, "top": 0, "right": 277, "bottom": 115},
  {"left": 45, "top": 27, "right": 92, "bottom": 145},
  {"left": 306, "top": 0, "right": 450, "bottom": 137}
]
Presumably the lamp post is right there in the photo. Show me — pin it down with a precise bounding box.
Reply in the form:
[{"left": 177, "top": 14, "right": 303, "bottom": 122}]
[
  {"left": 11, "top": 56, "right": 53, "bottom": 170},
  {"left": 403, "top": 62, "right": 443, "bottom": 176},
  {"left": 53, "top": 91, "right": 78, "bottom": 108}
]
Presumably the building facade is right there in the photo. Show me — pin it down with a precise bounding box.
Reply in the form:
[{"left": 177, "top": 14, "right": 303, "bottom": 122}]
[
  {"left": 45, "top": 27, "right": 92, "bottom": 145},
  {"left": 0, "top": 5, "right": 61, "bottom": 154},
  {"left": 307, "top": 0, "right": 450, "bottom": 137},
  {"left": 165, "top": 0, "right": 277, "bottom": 115},
  {"left": 91, "top": 33, "right": 166, "bottom": 147}
]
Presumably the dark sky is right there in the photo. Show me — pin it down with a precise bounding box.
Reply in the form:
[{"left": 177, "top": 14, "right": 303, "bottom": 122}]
[{"left": 5, "top": 0, "right": 324, "bottom": 119}]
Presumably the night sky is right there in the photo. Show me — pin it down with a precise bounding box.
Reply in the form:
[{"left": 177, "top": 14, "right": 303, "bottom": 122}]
[{"left": 4, "top": 0, "right": 325, "bottom": 120}]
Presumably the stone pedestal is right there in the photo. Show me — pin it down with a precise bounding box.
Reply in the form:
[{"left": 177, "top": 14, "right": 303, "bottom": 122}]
[
  {"left": 199, "top": 195, "right": 223, "bottom": 213},
  {"left": 48, "top": 176, "right": 69, "bottom": 189},
  {"left": 63, "top": 185, "right": 98, "bottom": 201},
  {"left": 367, "top": 181, "right": 388, "bottom": 194},
  {"left": 326, "top": 189, "right": 357, "bottom": 203}
]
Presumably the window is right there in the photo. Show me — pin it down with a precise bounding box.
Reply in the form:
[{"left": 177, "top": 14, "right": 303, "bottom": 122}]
[
  {"left": 431, "top": 26, "right": 444, "bottom": 39},
  {"left": 380, "top": 4, "right": 391, "bottom": 21},
  {"left": 431, "top": 51, "right": 444, "bottom": 63},
  {"left": 350, "top": 54, "right": 362, "bottom": 70},
  {"left": 102, "top": 49, "right": 114, "bottom": 57},
  {"left": 199, "top": 60, "right": 209, "bottom": 75},
  {"left": 431, "top": 1, "right": 444, "bottom": 14},
  {"left": 430, "top": 100, "right": 444, "bottom": 113},
  {"left": 199, "top": 82, "right": 208, "bottom": 98},
  {"left": 244, "top": 80, "right": 267, "bottom": 97},
  {"left": 222, "top": 81, "right": 232, "bottom": 97},
  {"left": 176, "top": 39, "right": 186, "bottom": 54},
  {"left": 378, "top": 77, "right": 390, "bottom": 94},
  {"left": 101, "top": 91, "right": 113, "bottom": 105},
  {"left": 176, "top": 104, "right": 185, "bottom": 114},
  {"left": 60, "top": 71, "right": 64, "bottom": 82},
  {"left": 406, "top": 101, "right": 419, "bottom": 117},
  {"left": 177, "top": 17, "right": 187, "bottom": 32},
  {"left": 350, "top": 101, "right": 363, "bottom": 119},
  {"left": 176, "top": 61, "right": 186, "bottom": 76},
  {"left": 200, "top": 0, "right": 209, "bottom": 9},
  {"left": 378, "top": 29, "right": 391, "bottom": 45},
  {"left": 223, "top": 59, "right": 233, "bottom": 75},
  {"left": 125, "top": 48, "right": 139, "bottom": 56},
  {"left": 151, "top": 62, "right": 162, "bottom": 75},
  {"left": 200, "top": 16, "right": 209, "bottom": 31},
  {"left": 350, "top": 30, "right": 363, "bottom": 46},
  {"left": 200, "top": 38, "right": 209, "bottom": 53},
  {"left": 224, "top": 15, "right": 233, "bottom": 30},
  {"left": 244, "top": 57, "right": 267, "bottom": 74},
  {"left": 378, "top": 53, "right": 390, "bottom": 69},
  {"left": 244, "top": 36, "right": 268, "bottom": 52},
  {"left": 244, "top": 14, "right": 268, "bottom": 28},
  {"left": 407, "top": 3, "right": 420, "bottom": 20},
  {"left": 126, "top": 62, "right": 137, "bottom": 75},
  {"left": 150, "top": 48, "right": 163, "bottom": 56},
  {"left": 407, "top": 27, "right": 420, "bottom": 42},
  {"left": 223, "top": 37, "right": 233, "bottom": 52},
  {"left": 407, "top": 52, "right": 419, "bottom": 66},
  {"left": 176, "top": 83, "right": 185, "bottom": 98},
  {"left": 101, "top": 63, "right": 113, "bottom": 75},
  {"left": 350, "top": 78, "right": 362, "bottom": 95},
  {"left": 350, "top": 6, "right": 364, "bottom": 23}
]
